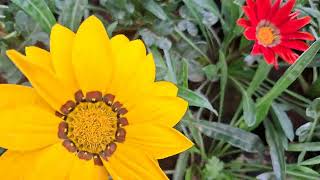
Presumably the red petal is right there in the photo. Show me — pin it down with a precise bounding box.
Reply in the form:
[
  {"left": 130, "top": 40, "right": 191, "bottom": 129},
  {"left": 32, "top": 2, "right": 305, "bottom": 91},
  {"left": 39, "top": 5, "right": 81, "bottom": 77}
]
[
  {"left": 270, "top": 0, "right": 281, "bottom": 17},
  {"left": 261, "top": 46, "right": 276, "bottom": 65},
  {"left": 281, "top": 40, "right": 309, "bottom": 51},
  {"left": 251, "top": 43, "right": 262, "bottom": 55},
  {"left": 273, "top": 46, "right": 299, "bottom": 64},
  {"left": 237, "top": 18, "right": 251, "bottom": 28},
  {"left": 289, "top": 11, "right": 300, "bottom": 19},
  {"left": 244, "top": 27, "right": 256, "bottom": 40},
  {"left": 282, "top": 32, "right": 315, "bottom": 40},
  {"left": 246, "top": 0, "right": 255, "bottom": 8},
  {"left": 257, "top": 0, "right": 271, "bottom": 19},
  {"left": 271, "top": 0, "right": 296, "bottom": 25},
  {"left": 243, "top": 6, "right": 258, "bottom": 25},
  {"left": 280, "top": 16, "right": 311, "bottom": 34}
]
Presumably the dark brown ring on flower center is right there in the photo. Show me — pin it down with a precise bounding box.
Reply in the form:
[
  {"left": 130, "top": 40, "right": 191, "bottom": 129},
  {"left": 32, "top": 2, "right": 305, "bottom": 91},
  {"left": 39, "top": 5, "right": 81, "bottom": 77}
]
[{"left": 56, "top": 90, "right": 128, "bottom": 166}]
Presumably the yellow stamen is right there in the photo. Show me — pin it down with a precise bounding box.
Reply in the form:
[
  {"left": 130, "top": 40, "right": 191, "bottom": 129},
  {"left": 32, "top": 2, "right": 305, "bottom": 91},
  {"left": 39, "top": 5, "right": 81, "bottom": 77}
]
[
  {"left": 256, "top": 26, "right": 277, "bottom": 46},
  {"left": 66, "top": 101, "right": 118, "bottom": 154}
]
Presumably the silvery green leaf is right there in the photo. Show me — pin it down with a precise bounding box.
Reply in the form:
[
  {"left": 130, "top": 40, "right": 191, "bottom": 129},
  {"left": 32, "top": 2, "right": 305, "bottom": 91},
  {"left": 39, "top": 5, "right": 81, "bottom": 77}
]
[
  {"left": 202, "top": 64, "right": 218, "bottom": 82},
  {"left": 157, "top": 37, "right": 172, "bottom": 50},
  {"left": 296, "top": 122, "right": 311, "bottom": 142},
  {"left": 179, "top": 5, "right": 191, "bottom": 19},
  {"left": 58, "top": 0, "right": 88, "bottom": 31},
  {"left": 11, "top": 0, "right": 56, "bottom": 33},
  {"left": 15, "top": 11, "right": 49, "bottom": 46},
  {"left": 177, "top": 19, "right": 189, "bottom": 31},
  {"left": 139, "top": 29, "right": 157, "bottom": 46},
  {"left": 186, "top": 21, "right": 198, "bottom": 36},
  {"left": 143, "top": 0, "right": 168, "bottom": 20},
  {"left": 306, "top": 98, "right": 320, "bottom": 119},
  {"left": 106, "top": 21, "right": 118, "bottom": 37},
  {"left": 125, "top": 2, "right": 134, "bottom": 13},
  {"left": 188, "top": 59, "right": 205, "bottom": 82},
  {"left": 201, "top": 10, "right": 218, "bottom": 26},
  {"left": 0, "top": 50, "right": 22, "bottom": 84},
  {"left": 193, "top": 120, "right": 264, "bottom": 153}
]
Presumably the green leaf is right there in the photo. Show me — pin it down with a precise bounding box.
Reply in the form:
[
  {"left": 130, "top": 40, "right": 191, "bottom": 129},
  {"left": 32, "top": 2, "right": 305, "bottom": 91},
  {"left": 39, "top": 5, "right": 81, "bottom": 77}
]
[
  {"left": 202, "top": 156, "right": 224, "bottom": 179},
  {"left": 192, "top": 0, "right": 220, "bottom": 18},
  {"left": 202, "top": 64, "right": 218, "bottom": 82},
  {"left": 264, "top": 119, "right": 286, "bottom": 180},
  {"left": 218, "top": 50, "right": 227, "bottom": 122},
  {"left": 249, "top": 40, "right": 320, "bottom": 130},
  {"left": 246, "top": 60, "right": 272, "bottom": 96},
  {"left": 288, "top": 142, "right": 320, "bottom": 152},
  {"left": 306, "top": 98, "right": 320, "bottom": 119},
  {"left": 143, "top": 0, "right": 168, "bottom": 20},
  {"left": 242, "top": 91, "right": 256, "bottom": 127},
  {"left": 173, "top": 152, "right": 190, "bottom": 180},
  {"left": 11, "top": 0, "right": 56, "bottom": 33},
  {"left": 193, "top": 120, "right": 264, "bottom": 153},
  {"left": 230, "top": 76, "right": 256, "bottom": 127},
  {"left": 106, "top": 21, "right": 118, "bottom": 37},
  {"left": 150, "top": 46, "right": 168, "bottom": 80},
  {"left": 271, "top": 103, "right": 294, "bottom": 141},
  {"left": 58, "top": 0, "right": 88, "bottom": 31},
  {"left": 287, "top": 165, "right": 320, "bottom": 179},
  {"left": 178, "top": 86, "right": 217, "bottom": 114},
  {"left": 177, "top": 58, "right": 189, "bottom": 88},
  {"left": 300, "top": 155, "right": 320, "bottom": 166}
]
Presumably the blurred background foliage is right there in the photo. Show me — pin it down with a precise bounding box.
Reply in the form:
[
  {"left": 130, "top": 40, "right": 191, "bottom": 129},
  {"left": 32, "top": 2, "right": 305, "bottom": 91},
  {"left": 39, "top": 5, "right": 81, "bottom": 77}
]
[{"left": 1, "top": 0, "right": 320, "bottom": 179}]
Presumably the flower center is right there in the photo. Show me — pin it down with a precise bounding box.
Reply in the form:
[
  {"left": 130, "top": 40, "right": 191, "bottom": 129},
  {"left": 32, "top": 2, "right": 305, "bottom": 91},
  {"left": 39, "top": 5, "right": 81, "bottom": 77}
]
[
  {"left": 67, "top": 102, "right": 117, "bottom": 153},
  {"left": 56, "top": 90, "right": 128, "bottom": 165},
  {"left": 256, "top": 20, "right": 280, "bottom": 47}
]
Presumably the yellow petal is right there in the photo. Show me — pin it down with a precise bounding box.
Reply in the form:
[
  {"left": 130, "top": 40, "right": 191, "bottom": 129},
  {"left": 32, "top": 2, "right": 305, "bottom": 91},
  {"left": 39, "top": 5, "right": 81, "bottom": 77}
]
[
  {"left": 69, "top": 159, "right": 108, "bottom": 180},
  {"left": 0, "top": 150, "right": 38, "bottom": 179},
  {"left": 26, "top": 143, "right": 76, "bottom": 179},
  {"left": 110, "top": 39, "right": 146, "bottom": 95},
  {"left": 126, "top": 96, "right": 188, "bottom": 127},
  {"left": 0, "top": 84, "right": 50, "bottom": 111},
  {"left": 25, "top": 46, "right": 53, "bottom": 70},
  {"left": 72, "top": 15, "right": 113, "bottom": 93},
  {"left": 108, "top": 36, "right": 156, "bottom": 109},
  {"left": 50, "top": 24, "right": 78, "bottom": 93},
  {"left": 147, "top": 81, "right": 178, "bottom": 97},
  {"left": 125, "top": 124, "right": 193, "bottom": 159},
  {"left": 103, "top": 143, "right": 168, "bottom": 180},
  {"left": 6, "top": 50, "right": 74, "bottom": 111},
  {"left": 0, "top": 106, "right": 60, "bottom": 151},
  {"left": 118, "top": 53, "right": 155, "bottom": 109}
]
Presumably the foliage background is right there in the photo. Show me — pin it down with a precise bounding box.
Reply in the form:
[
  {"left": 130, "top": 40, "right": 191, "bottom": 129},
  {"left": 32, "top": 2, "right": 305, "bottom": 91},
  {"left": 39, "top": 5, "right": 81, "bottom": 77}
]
[{"left": 1, "top": 0, "right": 320, "bottom": 179}]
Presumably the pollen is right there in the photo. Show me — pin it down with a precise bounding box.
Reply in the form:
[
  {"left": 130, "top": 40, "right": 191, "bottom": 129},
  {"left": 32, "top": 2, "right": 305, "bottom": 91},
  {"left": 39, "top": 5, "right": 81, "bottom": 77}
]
[
  {"left": 66, "top": 102, "right": 118, "bottom": 154},
  {"left": 57, "top": 90, "right": 129, "bottom": 164},
  {"left": 256, "top": 20, "right": 280, "bottom": 47}
]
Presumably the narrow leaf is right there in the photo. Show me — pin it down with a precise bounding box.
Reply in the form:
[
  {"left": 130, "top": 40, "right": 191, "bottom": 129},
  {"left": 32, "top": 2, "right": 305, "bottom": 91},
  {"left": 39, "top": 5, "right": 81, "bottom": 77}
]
[
  {"left": 271, "top": 103, "right": 295, "bottom": 141},
  {"left": 173, "top": 152, "right": 189, "bottom": 180},
  {"left": 250, "top": 40, "right": 320, "bottom": 130},
  {"left": 58, "top": 0, "right": 88, "bottom": 31},
  {"left": 193, "top": 120, "right": 264, "bottom": 153},
  {"left": 178, "top": 86, "right": 217, "bottom": 114},
  {"left": 11, "top": 0, "right": 56, "bottom": 33},
  {"left": 242, "top": 92, "right": 256, "bottom": 127},
  {"left": 218, "top": 50, "right": 227, "bottom": 121},
  {"left": 300, "top": 155, "right": 320, "bottom": 166},
  {"left": 288, "top": 142, "right": 320, "bottom": 152},
  {"left": 264, "top": 119, "right": 286, "bottom": 180},
  {"left": 246, "top": 60, "right": 272, "bottom": 96},
  {"left": 143, "top": 0, "right": 168, "bottom": 20}
]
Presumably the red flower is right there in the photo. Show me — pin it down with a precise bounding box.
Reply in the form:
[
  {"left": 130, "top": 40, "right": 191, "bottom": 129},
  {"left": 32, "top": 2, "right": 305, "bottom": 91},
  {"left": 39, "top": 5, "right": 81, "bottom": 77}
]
[{"left": 237, "top": 0, "right": 314, "bottom": 68}]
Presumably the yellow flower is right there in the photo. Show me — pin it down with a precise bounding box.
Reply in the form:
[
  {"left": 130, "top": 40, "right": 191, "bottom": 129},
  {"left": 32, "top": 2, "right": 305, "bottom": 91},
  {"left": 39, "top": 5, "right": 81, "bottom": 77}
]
[{"left": 0, "top": 16, "right": 193, "bottom": 179}]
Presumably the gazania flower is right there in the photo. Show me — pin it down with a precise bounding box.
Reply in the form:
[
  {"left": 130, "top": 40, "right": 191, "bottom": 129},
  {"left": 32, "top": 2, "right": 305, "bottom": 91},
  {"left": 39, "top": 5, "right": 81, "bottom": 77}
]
[
  {"left": 237, "top": 0, "right": 314, "bottom": 67},
  {"left": 0, "top": 16, "right": 193, "bottom": 179}
]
